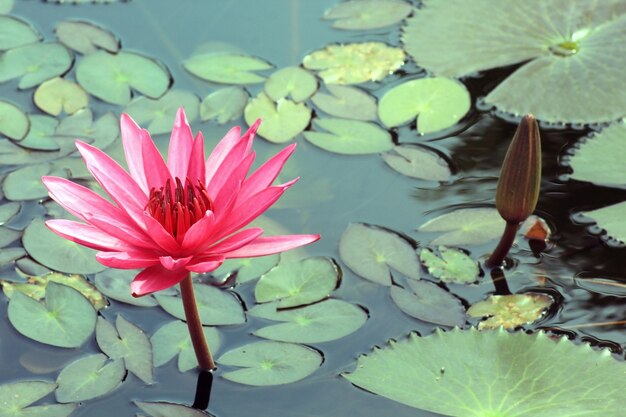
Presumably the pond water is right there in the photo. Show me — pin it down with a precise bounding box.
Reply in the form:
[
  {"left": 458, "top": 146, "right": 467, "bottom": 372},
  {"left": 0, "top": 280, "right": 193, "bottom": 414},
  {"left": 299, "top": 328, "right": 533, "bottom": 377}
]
[{"left": 2, "top": 1, "right": 626, "bottom": 417}]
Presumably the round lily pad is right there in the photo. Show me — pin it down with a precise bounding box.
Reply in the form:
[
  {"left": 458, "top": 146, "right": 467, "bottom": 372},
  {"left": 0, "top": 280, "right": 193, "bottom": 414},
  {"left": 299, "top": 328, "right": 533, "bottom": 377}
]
[
  {"left": 76, "top": 50, "right": 171, "bottom": 105},
  {"left": 0, "top": 381, "right": 76, "bottom": 417},
  {"left": 94, "top": 269, "right": 158, "bottom": 307},
  {"left": 0, "top": 0, "right": 12, "bottom": 14},
  {"left": 0, "top": 99, "right": 29, "bottom": 140},
  {"left": 0, "top": 15, "right": 40, "bottom": 51},
  {"left": 184, "top": 51, "right": 272, "bottom": 84},
  {"left": 339, "top": 222, "right": 420, "bottom": 285},
  {"left": 244, "top": 92, "right": 311, "bottom": 143},
  {"left": 419, "top": 246, "right": 479, "bottom": 284},
  {"left": 378, "top": 77, "right": 470, "bottom": 134},
  {"left": 55, "top": 109, "right": 119, "bottom": 151},
  {"left": 34, "top": 77, "right": 89, "bottom": 115},
  {"left": 2, "top": 163, "right": 53, "bottom": 201},
  {"left": 264, "top": 66, "right": 317, "bottom": 102},
  {"left": 303, "top": 118, "right": 393, "bottom": 155},
  {"left": 382, "top": 145, "right": 451, "bottom": 181},
  {"left": 311, "top": 84, "right": 378, "bottom": 121},
  {"left": 0, "top": 42, "right": 73, "bottom": 89},
  {"left": 55, "top": 20, "right": 119, "bottom": 54},
  {"left": 23, "top": 218, "right": 106, "bottom": 274},
  {"left": 249, "top": 299, "right": 367, "bottom": 343},
  {"left": 124, "top": 90, "right": 200, "bottom": 135},
  {"left": 303, "top": 42, "right": 405, "bottom": 84},
  {"left": 390, "top": 280, "right": 465, "bottom": 327},
  {"left": 55, "top": 354, "right": 125, "bottom": 403},
  {"left": 17, "top": 115, "right": 60, "bottom": 151},
  {"left": 200, "top": 86, "right": 248, "bottom": 124},
  {"left": 218, "top": 341, "right": 322, "bottom": 386},
  {"left": 8, "top": 281, "right": 96, "bottom": 347},
  {"left": 323, "top": 0, "right": 412, "bottom": 30},
  {"left": 468, "top": 293, "right": 553, "bottom": 329},
  {"left": 417, "top": 208, "right": 506, "bottom": 246},
  {"left": 255, "top": 257, "right": 340, "bottom": 308}
]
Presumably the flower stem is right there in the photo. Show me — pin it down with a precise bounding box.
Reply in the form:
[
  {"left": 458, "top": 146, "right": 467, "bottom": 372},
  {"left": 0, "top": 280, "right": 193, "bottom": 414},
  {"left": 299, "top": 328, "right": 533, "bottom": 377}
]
[
  {"left": 180, "top": 274, "right": 215, "bottom": 371},
  {"left": 485, "top": 222, "right": 519, "bottom": 269}
]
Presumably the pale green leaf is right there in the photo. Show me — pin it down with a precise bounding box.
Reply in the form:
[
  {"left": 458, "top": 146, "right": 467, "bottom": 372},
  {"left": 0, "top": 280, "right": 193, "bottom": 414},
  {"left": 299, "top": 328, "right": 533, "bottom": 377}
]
[
  {"left": 124, "top": 90, "right": 200, "bottom": 135},
  {"left": 134, "top": 402, "right": 210, "bottom": 417},
  {"left": 0, "top": 42, "right": 72, "bottom": 89},
  {"left": 390, "top": 280, "right": 465, "bottom": 326},
  {"left": 0, "top": 16, "right": 40, "bottom": 50},
  {"left": 0, "top": 100, "right": 29, "bottom": 140},
  {"left": 468, "top": 293, "right": 553, "bottom": 329},
  {"left": 324, "top": 0, "right": 412, "bottom": 30},
  {"left": 311, "top": 84, "right": 377, "bottom": 121},
  {"left": 200, "top": 86, "right": 248, "bottom": 123},
  {"left": 303, "top": 117, "right": 393, "bottom": 154},
  {"left": 420, "top": 246, "right": 479, "bottom": 284},
  {"left": 0, "top": 381, "right": 76, "bottom": 417},
  {"left": 34, "top": 77, "right": 89, "bottom": 116},
  {"left": 55, "top": 354, "right": 125, "bottom": 403},
  {"left": 418, "top": 208, "right": 505, "bottom": 246},
  {"left": 244, "top": 92, "right": 311, "bottom": 143},
  {"left": 184, "top": 53, "right": 272, "bottom": 84},
  {"left": 581, "top": 201, "right": 626, "bottom": 244},
  {"left": 382, "top": 144, "right": 451, "bottom": 181},
  {"left": 55, "top": 20, "right": 118, "bottom": 54},
  {"left": 264, "top": 66, "right": 317, "bottom": 102},
  {"left": 94, "top": 269, "right": 158, "bottom": 307},
  {"left": 2, "top": 163, "right": 53, "bottom": 201}
]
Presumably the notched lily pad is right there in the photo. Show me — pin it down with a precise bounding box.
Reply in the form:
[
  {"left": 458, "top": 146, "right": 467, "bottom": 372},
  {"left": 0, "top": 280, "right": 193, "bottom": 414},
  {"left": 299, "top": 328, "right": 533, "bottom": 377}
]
[
  {"left": 0, "top": 381, "right": 76, "bottom": 417},
  {"left": 200, "top": 86, "right": 248, "bottom": 123},
  {"left": 382, "top": 144, "right": 451, "bottom": 181},
  {"left": 264, "top": 66, "right": 317, "bottom": 102},
  {"left": 324, "top": 0, "right": 412, "bottom": 30},
  {"left": 303, "top": 42, "right": 405, "bottom": 84},
  {"left": 0, "top": 42, "right": 73, "bottom": 89},
  {"left": 303, "top": 117, "right": 393, "bottom": 155},
  {"left": 34, "top": 77, "right": 89, "bottom": 115},
  {"left": 95, "top": 269, "right": 158, "bottom": 307},
  {"left": 390, "top": 280, "right": 465, "bottom": 327},
  {"left": 417, "top": 208, "right": 505, "bottom": 246},
  {"left": 56, "top": 109, "right": 119, "bottom": 151},
  {"left": 0, "top": 201, "right": 20, "bottom": 224},
  {"left": 420, "top": 246, "right": 479, "bottom": 284},
  {"left": 244, "top": 92, "right": 311, "bottom": 143},
  {"left": 311, "top": 84, "right": 378, "bottom": 121},
  {"left": 2, "top": 163, "right": 55, "bottom": 200},
  {"left": 339, "top": 223, "right": 420, "bottom": 285},
  {"left": 55, "top": 20, "right": 119, "bottom": 54},
  {"left": 124, "top": 90, "right": 200, "bottom": 135},
  {"left": 0, "top": 15, "right": 40, "bottom": 51},
  {"left": 18, "top": 115, "right": 60, "bottom": 151},
  {"left": 0, "top": 99, "right": 29, "bottom": 140},
  {"left": 218, "top": 341, "right": 322, "bottom": 386},
  {"left": 468, "top": 293, "right": 553, "bottom": 329},
  {"left": 184, "top": 50, "right": 272, "bottom": 84},
  {"left": 55, "top": 354, "right": 125, "bottom": 403}
]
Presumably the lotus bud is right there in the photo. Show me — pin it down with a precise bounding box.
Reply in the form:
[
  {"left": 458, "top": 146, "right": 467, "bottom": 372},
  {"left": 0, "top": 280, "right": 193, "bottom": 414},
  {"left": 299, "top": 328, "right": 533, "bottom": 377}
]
[{"left": 495, "top": 115, "right": 541, "bottom": 224}]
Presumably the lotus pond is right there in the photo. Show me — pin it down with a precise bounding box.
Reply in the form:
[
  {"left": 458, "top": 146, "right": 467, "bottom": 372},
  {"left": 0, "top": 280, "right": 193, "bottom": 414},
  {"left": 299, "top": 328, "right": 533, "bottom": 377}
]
[{"left": 2, "top": 0, "right": 626, "bottom": 416}]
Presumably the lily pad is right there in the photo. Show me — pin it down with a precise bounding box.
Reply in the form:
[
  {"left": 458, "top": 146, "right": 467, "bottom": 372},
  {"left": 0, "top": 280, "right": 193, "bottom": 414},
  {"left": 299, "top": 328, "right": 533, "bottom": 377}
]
[
  {"left": 0, "top": 201, "right": 20, "bottom": 224},
  {"left": 0, "top": 0, "right": 14, "bottom": 14},
  {"left": 94, "top": 269, "right": 158, "bottom": 307},
  {"left": 151, "top": 320, "right": 221, "bottom": 372},
  {"left": 96, "top": 315, "right": 153, "bottom": 384},
  {"left": 218, "top": 341, "right": 322, "bottom": 386},
  {"left": 580, "top": 202, "right": 626, "bottom": 244},
  {"left": 0, "top": 247, "right": 26, "bottom": 266},
  {"left": 324, "top": 0, "right": 412, "bottom": 30},
  {"left": 0, "top": 100, "right": 29, "bottom": 140},
  {"left": 0, "top": 15, "right": 40, "bottom": 50},
  {"left": 0, "top": 226, "right": 20, "bottom": 248},
  {"left": 55, "top": 354, "right": 125, "bottom": 403},
  {"left": 17, "top": 115, "right": 59, "bottom": 151},
  {"left": 417, "top": 208, "right": 505, "bottom": 246},
  {"left": 184, "top": 52, "right": 272, "bottom": 84},
  {"left": 311, "top": 84, "right": 378, "bottom": 121},
  {"left": 124, "top": 90, "right": 200, "bottom": 135},
  {"left": 23, "top": 218, "right": 106, "bottom": 274},
  {"left": 134, "top": 402, "right": 211, "bottom": 417},
  {"left": 390, "top": 280, "right": 465, "bottom": 326},
  {"left": 345, "top": 327, "right": 626, "bottom": 416},
  {"left": 303, "top": 118, "right": 393, "bottom": 155},
  {"left": 0, "top": 42, "right": 72, "bottom": 89},
  {"left": 303, "top": 42, "right": 405, "bottom": 84},
  {"left": 339, "top": 223, "right": 420, "bottom": 286},
  {"left": 419, "top": 246, "right": 479, "bottom": 284},
  {"left": 382, "top": 145, "right": 451, "bottom": 181},
  {"left": 378, "top": 77, "right": 470, "bottom": 134},
  {"left": 0, "top": 381, "right": 76, "bottom": 417},
  {"left": 264, "top": 66, "right": 317, "bottom": 102},
  {"left": 468, "top": 293, "right": 553, "bottom": 329},
  {"left": 200, "top": 86, "right": 248, "bottom": 123},
  {"left": 244, "top": 92, "right": 311, "bottom": 143},
  {"left": 403, "top": 0, "right": 626, "bottom": 124},
  {"left": 2, "top": 163, "right": 54, "bottom": 200},
  {"left": 76, "top": 50, "right": 171, "bottom": 105},
  {"left": 55, "top": 109, "right": 119, "bottom": 151},
  {"left": 34, "top": 78, "right": 89, "bottom": 115},
  {"left": 255, "top": 257, "right": 340, "bottom": 308},
  {"left": 55, "top": 20, "right": 119, "bottom": 54},
  {"left": 155, "top": 283, "right": 245, "bottom": 326},
  {"left": 8, "top": 281, "right": 96, "bottom": 347},
  {"left": 249, "top": 299, "right": 367, "bottom": 343},
  {"left": 214, "top": 254, "right": 279, "bottom": 284}
]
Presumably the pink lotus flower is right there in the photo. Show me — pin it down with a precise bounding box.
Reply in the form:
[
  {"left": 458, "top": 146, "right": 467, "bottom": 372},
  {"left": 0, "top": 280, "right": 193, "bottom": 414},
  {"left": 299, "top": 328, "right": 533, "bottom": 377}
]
[{"left": 42, "top": 109, "right": 320, "bottom": 297}]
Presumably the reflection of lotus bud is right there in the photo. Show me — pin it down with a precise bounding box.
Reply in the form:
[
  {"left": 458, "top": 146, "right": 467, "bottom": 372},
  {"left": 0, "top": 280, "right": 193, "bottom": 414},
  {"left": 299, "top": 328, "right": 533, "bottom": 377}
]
[{"left": 496, "top": 115, "right": 541, "bottom": 224}]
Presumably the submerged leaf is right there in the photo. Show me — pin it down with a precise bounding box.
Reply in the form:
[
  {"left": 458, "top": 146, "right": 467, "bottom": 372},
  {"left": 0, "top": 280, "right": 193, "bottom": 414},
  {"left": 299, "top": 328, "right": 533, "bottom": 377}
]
[
  {"left": 244, "top": 92, "right": 311, "bottom": 143},
  {"left": 382, "top": 145, "right": 451, "bottom": 181},
  {"left": 324, "top": 0, "right": 412, "bottom": 30},
  {"left": 390, "top": 280, "right": 465, "bottom": 326},
  {"left": 420, "top": 246, "right": 479, "bottom": 284},
  {"left": 303, "top": 118, "right": 393, "bottom": 155},
  {"left": 468, "top": 293, "right": 553, "bottom": 329}
]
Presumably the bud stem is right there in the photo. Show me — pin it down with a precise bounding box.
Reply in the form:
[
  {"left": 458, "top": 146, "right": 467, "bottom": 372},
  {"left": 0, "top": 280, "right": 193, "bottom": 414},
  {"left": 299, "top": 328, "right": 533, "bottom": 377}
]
[
  {"left": 485, "top": 221, "right": 519, "bottom": 268},
  {"left": 180, "top": 274, "right": 216, "bottom": 371}
]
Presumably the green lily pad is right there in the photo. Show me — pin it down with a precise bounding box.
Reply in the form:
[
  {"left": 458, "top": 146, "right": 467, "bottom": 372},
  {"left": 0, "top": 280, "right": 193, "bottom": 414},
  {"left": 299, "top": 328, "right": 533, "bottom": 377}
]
[
  {"left": 200, "top": 86, "right": 248, "bottom": 123},
  {"left": 124, "top": 90, "right": 199, "bottom": 135},
  {"left": 0, "top": 42, "right": 72, "bottom": 89},
  {"left": 94, "top": 269, "right": 158, "bottom": 307},
  {"left": 0, "top": 381, "right": 76, "bottom": 417},
  {"left": 249, "top": 299, "right": 367, "bottom": 343},
  {"left": 324, "top": 0, "right": 412, "bottom": 30},
  {"left": 382, "top": 145, "right": 451, "bottom": 181},
  {"left": 0, "top": 226, "right": 20, "bottom": 248},
  {"left": 378, "top": 77, "right": 470, "bottom": 134},
  {"left": 0, "top": 201, "right": 20, "bottom": 224},
  {"left": 155, "top": 283, "right": 245, "bottom": 326},
  {"left": 134, "top": 401, "right": 212, "bottom": 417},
  {"left": 390, "top": 280, "right": 465, "bottom": 327},
  {"left": 311, "top": 84, "right": 377, "bottom": 121},
  {"left": 214, "top": 254, "right": 279, "bottom": 284},
  {"left": 0, "top": 0, "right": 14, "bottom": 14},
  {"left": 345, "top": 327, "right": 626, "bottom": 416},
  {"left": 218, "top": 341, "right": 322, "bottom": 386},
  {"left": 265, "top": 66, "right": 317, "bottom": 102},
  {"left": 76, "top": 50, "right": 170, "bottom": 105},
  {"left": 417, "top": 208, "right": 506, "bottom": 246},
  {"left": 96, "top": 315, "right": 153, "bottom": 384},
  {"left": 23, "top": 218, "right": 106, "bottom": 274},
  {"left": 339, "top": 222, "right": 420, "bottom": 286},
  {"left": 0, "top": 247, "right": 26, "bottom": 266},
  {"left": 0, "top": 134, "right": 75, "bottom": 165},
  {"left": 303, "top": 42, "right": 405, "bottom": 84},
  {"left": 55, "top": 109, "right": 119, "bottom": 151},
  {"left": 580, "top": 202, "right": 626, "bottom": 245},
  {"left": 567, "top": 122, "right": 626, "bottom": 187},
  {"left": 2, "top": 163, "right": 54, "bottom": 200},
  {"left": 255, "top": 257, "right": 340, "bottom": 308},
  {"left": 34, "top": 78, "right": 89, "bottom": 115},
  {"left": 1, "top": 272, "right": 105, "bottom": 310},
  {"left": 420, "top": 246, "right": 479, "bottom": 284},
  {"left": 184, "top": 51, "right": 272, "bottom": 84},
  {"left": 0, "top": 15, "right": 40, "bottom": 50},
  {"left": 403, "top": 0, "right": 626, "bottom": 124},
  {"left": 303, "top": 118, "right": 393, "bottom": 155},
  {"left": 16, "top": 258, "right": 51, "bottom": 276},
  {"left": 55, "top": 20, "right": 119, "bottom": 54},
  {"left": 55, "top": 354, "right": 125, "bottom": 403},
  {"left": 8, "top": 281, "right": 96, "bottom": 347},
  {"left": 468, "top": 293, "right": 553, "bottom": 330},
  {"left": 0, "top": 100, "right": 29, "bottom": 140},
  {"left": 17, "top": 115, "right": 59, "bottom": 151},
  {"left": 151, "top": 320, "right": 221, "bottom": 372},
  {"left": 244, "top": 92, "right": 311, "bottom": 143}
]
